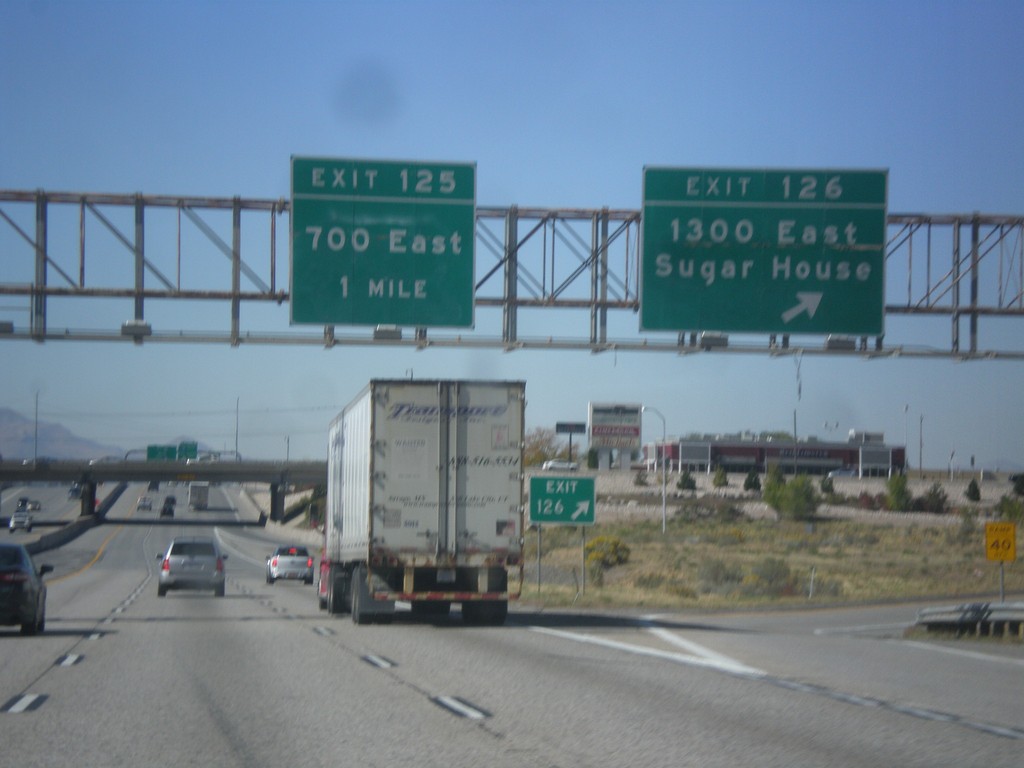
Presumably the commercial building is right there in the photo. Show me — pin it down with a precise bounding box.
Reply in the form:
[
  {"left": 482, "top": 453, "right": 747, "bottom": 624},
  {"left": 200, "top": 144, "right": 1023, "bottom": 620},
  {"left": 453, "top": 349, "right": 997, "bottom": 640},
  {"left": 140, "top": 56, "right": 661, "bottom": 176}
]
[{"left": 646, "top": 430, "right": 906, "bottom": 478}]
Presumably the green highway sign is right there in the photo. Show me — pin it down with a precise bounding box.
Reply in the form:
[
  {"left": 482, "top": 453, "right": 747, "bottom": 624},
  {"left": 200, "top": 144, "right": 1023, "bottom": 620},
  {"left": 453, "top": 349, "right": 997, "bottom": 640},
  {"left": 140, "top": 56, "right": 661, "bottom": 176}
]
[
  {"left": 641, "top": 167, "right": 887, "bottom": 336},
  {"left": 529, "top": 476, "right": 595, "bottom": 526},
  {"left": 177, "top": 441, "right": 198, "bottom": 460},
  {"left": 147, "top": 444, "right": 177, "bottom": 461},
  {"left": 290, "top": 156, "right": 476, "bottom": 328}
]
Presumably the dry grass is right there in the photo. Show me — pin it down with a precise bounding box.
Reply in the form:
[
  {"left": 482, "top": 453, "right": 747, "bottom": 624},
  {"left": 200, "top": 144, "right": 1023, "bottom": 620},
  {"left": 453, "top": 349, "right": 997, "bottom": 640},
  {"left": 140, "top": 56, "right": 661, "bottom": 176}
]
[{"left": 520, "top": 497, "right": 1022, "bottom": 610}]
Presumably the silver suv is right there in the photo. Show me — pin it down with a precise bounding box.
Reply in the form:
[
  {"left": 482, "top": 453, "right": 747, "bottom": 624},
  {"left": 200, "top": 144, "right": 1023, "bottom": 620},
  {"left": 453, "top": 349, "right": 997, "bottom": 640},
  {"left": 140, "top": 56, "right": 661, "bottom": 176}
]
[
  {"left": 8, "top": 507, "right": 32, "bottom": 533},
  {"left": 156, "top": 537, "right": 227, "bottom": 597}
]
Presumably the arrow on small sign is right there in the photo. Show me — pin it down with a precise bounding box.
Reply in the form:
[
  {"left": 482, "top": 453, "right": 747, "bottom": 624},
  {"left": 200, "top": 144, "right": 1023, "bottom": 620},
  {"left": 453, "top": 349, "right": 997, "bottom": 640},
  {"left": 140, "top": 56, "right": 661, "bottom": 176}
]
[
  {"left": 781, "top": 292, "right": 823, "bottom": 324},
  {"left": 571, "top": 501, "right": 590, "bottom": 521}
]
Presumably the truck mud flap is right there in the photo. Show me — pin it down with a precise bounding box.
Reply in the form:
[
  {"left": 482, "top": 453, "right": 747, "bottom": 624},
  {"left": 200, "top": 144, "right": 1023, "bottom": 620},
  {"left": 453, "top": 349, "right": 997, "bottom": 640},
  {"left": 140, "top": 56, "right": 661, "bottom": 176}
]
[{"left": 352, "top": 565, "right": 395, "bottom": 625}]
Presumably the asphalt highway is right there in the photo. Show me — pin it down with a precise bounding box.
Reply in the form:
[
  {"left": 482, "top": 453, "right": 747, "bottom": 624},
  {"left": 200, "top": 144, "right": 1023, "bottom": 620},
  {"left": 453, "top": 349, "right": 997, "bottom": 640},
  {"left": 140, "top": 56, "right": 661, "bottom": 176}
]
[{"left": 1, "top": 483, "right": 1021, "bottom": 767}]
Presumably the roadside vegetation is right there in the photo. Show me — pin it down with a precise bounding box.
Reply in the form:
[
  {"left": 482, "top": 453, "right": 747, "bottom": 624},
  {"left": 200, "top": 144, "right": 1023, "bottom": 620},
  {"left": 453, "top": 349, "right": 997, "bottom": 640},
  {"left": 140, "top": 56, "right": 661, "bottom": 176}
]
[{"left": 521, "top": 472, "right": 1024, "bottom": 610}]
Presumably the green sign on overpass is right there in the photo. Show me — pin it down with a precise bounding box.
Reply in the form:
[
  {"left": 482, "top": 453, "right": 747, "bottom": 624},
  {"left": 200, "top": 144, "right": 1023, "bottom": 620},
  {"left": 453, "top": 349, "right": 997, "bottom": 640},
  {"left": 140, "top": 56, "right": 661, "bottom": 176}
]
[
  {"left": 641, "top": 167, "right": 887, "bottom": 336},
  {"left": 290, "top": 156, "right": 476, "bottom": 328}
]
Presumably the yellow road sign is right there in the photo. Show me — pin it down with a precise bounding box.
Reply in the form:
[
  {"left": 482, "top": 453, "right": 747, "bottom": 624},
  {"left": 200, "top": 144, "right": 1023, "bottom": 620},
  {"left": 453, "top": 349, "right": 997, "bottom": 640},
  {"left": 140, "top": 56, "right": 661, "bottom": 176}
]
[{"left": 985, "top": 522, "right": 1017, "bottom": 563}]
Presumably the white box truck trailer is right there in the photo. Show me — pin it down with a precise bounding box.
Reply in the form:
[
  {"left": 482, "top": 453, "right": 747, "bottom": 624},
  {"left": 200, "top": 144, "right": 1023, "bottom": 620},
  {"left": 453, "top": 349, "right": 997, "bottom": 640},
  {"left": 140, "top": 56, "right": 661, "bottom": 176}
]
[
  {"left": 188, "top": 481, "right": 210, "bottom": 510},
  {"left": 318, "top": 380, "right": 525, "bottom": 625}
]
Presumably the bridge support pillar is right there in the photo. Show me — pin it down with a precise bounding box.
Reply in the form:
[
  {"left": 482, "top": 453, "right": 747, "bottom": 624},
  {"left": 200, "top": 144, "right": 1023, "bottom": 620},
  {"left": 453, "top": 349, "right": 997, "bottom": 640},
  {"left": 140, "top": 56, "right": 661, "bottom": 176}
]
[
  {"left": 270, "top": 483, "right": 285, "bottom": 522},
  {"left": 80, "top": 481, "right": 97, "bottom": 516}
]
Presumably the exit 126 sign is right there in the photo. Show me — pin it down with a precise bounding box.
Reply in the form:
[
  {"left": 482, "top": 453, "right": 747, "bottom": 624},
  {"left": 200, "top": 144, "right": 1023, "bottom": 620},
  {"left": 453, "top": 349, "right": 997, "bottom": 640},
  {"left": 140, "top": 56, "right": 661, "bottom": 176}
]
[{"left": 529, "top": 476, "right": 595, "bottom": 526}]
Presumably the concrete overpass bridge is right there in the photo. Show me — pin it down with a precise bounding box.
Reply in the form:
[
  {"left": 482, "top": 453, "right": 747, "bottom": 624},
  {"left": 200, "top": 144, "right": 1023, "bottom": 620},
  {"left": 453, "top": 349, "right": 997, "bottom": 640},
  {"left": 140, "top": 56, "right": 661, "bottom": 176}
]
[{"left": 0, "top": 459, "right": 327, "bottom": 522}]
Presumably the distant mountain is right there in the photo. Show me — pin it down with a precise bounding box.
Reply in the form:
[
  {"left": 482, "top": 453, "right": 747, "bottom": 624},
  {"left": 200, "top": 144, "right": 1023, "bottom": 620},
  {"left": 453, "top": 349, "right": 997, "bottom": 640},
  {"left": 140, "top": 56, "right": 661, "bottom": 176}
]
[{"left": 0, "top": 408, "right": 125, "bottom": 461}]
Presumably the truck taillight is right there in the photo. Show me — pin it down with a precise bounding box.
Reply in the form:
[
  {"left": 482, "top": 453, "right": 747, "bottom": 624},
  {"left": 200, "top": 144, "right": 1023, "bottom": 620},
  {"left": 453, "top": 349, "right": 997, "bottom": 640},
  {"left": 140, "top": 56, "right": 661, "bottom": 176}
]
[
  {"left": 306, "top": 557, "right": 313, "bottom": 567},
  {"left": 271, "top": 557, "right": 278, "bottom": 567},
  {"left": 161, "top": 558, "right": 170, "bottom": 572},
  {"left": 216, "top": 558, "right": 224, "bottom": 573},
  {"left": 0, "top": 572, "right": 28, "bottom": 583}
]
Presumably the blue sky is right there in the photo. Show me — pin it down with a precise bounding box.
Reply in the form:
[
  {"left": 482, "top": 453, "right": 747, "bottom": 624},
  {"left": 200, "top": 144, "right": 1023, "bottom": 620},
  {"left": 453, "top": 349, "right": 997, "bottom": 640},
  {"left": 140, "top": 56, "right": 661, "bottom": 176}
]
[{"left": 1, "top": 0, "right": 1022, "bottom": 469}]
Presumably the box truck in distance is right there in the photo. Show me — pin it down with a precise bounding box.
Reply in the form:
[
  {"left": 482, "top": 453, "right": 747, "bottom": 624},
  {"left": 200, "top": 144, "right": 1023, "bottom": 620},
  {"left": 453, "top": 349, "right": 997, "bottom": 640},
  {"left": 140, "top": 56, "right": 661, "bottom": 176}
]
[
  {"left": 318, "top": 380, "right": 525, "bottom": 625},
  {"left": 188, "top": 481, "right": 209, "bottom": 510}
]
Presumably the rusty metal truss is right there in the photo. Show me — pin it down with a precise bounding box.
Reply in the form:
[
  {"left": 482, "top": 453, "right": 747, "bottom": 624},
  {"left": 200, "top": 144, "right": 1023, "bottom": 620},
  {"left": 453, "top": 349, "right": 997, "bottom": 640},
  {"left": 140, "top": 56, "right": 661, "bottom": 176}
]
[{"left": 1, "top": 190, "right": 1022, "bottom": 359}]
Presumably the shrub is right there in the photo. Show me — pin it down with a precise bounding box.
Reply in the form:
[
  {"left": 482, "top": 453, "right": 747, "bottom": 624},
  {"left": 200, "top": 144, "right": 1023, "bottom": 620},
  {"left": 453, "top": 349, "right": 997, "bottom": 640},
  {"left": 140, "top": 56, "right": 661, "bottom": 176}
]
[
  {"left": 585, "top": 535, "right": 630, "bottom": 569},
  {"left": 677, "top": 471, "right": 697, "bottom": 491},
  {"left": 742, "top": 557, "right": 797, "bottom": 597},
  {"left": 965, "top": 479, "right": 981, "bottom": 502},
  {"left": 886, "top": 474, "right": 913, "bottom": 512},
  {"left": 698, "top": 558, "right": 743, "bottom": 593},
  {"left": 713, "top": 466, "right": 728, "bottom": 488},
  {"left": 917, "top": 482, "right": 949, "bottom": 514},
  {"left": 775, "top": 475, "right": 818, "bottom": 521},
  {"left": 743, "top": 470, "right": 761, "bottom": 492},
  {"left": 1011, "top": 473, "right": 1024, "bottom": 497},
  {"left": 995, "top": 494, "right": 1024, "bottom": 522},
  {"left": 585, "top": 535, "right": 630, "bottom": 587},
  {"left": 633, "top": 471, "right": 648, "bottom": 487},
  {"left": 763, "top": 464, "right": 786, "bottom": 510}
]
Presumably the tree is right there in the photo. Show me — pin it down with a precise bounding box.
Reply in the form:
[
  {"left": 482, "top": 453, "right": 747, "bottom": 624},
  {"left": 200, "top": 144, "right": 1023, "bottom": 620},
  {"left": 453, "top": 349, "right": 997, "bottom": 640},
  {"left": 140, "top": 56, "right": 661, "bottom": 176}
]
[
  {"left": 778, "top": 475, "right": 818, "bottom": 520},
  {"left": 524, "top": 427, "right": 565, "bottom": 467},
  {"left": 743, "top": 470, "right": 761, "bottom": 492},
  {"left": 677, "top": 470, "right": 696, "bottom": 491},
  {"left": 886, "top": 474, "right": 913, "bottom": 512},
  {"left": 965, "top": 478, "right": 981, "bottom": 503},
  {"left": 763, "top": 464, "right": 786, "bottom": 510},
  {"left": 1011, "top": 473, "right": 1024, "bottom": 497},
  {"left": 713, "top": 466, "right": 728, "bottom": 487}
]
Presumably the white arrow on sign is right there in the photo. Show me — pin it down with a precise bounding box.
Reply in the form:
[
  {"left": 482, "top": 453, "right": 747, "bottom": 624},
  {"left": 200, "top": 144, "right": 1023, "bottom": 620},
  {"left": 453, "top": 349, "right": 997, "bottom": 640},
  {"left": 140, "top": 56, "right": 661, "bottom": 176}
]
[
  {"left": 781, "top": 292, "right": 823, "bottom": 324},
  {"left": 571, "top": 501, "right": 590, "bottom": 521}
]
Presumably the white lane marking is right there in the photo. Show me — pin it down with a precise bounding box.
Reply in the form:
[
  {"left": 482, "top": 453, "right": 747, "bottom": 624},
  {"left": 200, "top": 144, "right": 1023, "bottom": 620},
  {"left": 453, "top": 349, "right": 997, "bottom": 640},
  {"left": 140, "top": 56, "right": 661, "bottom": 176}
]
[
  {"left": 900, "top": 640, "right": 1024, "bottom": 668},
  {"left": 644, "top": 625, "right": 756, "bottom": 668},
  {"left": 363, "top": 654, "right": 394, "bottom": 669},
  {"left": 530, "top": 626, "right": 765, "bottom": 677},
  {"left": 8, "top": 694, "right": 43, "bottom": 713},
  {"left": 433, "top": 696, "right": 488, "bottom": 720},
  {"left": 57, "top": 654, "right": 82, "bottom": 667}
]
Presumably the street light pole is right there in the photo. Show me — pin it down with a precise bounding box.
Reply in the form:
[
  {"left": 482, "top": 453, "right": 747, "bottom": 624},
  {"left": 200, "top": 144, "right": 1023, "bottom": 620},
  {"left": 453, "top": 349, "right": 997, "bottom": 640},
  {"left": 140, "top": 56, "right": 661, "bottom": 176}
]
[
  {"left": 642, "top": 405, "right": 667, "bottom": 534},
  {"left": 34, "top": 390, "right": 39, "bottom": 463}
]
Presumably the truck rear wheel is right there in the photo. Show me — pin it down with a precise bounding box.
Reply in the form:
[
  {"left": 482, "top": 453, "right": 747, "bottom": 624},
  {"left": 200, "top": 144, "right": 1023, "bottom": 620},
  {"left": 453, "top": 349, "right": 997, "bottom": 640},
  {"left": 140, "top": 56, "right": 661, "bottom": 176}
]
[{"left": 351, "top": 579, "right": 369, "bottom": 625}]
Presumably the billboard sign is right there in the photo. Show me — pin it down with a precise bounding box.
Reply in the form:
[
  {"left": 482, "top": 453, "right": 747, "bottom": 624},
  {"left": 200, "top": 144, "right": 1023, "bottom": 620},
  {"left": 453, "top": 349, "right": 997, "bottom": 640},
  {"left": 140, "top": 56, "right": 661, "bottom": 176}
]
[{"left": 589, "top": 403, "right": 642, "bottom": 451}]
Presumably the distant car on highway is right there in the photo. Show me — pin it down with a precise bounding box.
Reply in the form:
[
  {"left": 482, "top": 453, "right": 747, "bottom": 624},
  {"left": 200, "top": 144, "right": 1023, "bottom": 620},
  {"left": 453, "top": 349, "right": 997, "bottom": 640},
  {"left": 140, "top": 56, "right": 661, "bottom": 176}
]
[
  {"left": 0, "top": 543, "right": 53, "bottom": 634},
  {"left": 541, "top": 459, "right": 578, "bottom": 472},
  {"left": 156, "top": 537, "right": 227, "bottom": 597},
  {"left": 266, "top": 545, "right": 314, "bottom": 584},
  {"left": 137, "top": 496, "right": 153, "bottom": 511},
  {"left": 160, "top": 494, "right": 176, "bottom": 518},
  {"left": 8, "top": 507, "right": 32, "bottom": 533},
  {"left": 827, "top": 468, "right": 859, "bottom": 478}
]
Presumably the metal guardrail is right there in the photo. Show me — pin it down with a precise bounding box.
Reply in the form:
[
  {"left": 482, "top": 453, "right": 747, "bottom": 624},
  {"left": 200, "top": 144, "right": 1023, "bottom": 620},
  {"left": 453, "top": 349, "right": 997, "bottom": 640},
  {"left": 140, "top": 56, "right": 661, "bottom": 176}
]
[{"left": 916, "top": 602, "right": 1024, "bottom": 639}]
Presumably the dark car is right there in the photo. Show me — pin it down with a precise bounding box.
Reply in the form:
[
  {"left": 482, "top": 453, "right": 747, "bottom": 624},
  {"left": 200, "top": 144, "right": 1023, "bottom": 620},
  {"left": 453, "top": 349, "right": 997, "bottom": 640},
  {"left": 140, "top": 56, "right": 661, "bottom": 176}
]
[
  {"left": 0, "top": 543, "right": 53, "bottom": 634},
  {"left": 156, "top": 536, "right": 227, "bottom": 597},
  {"left": 160, "top": 495, "right": 175, "bottom": 518}
]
